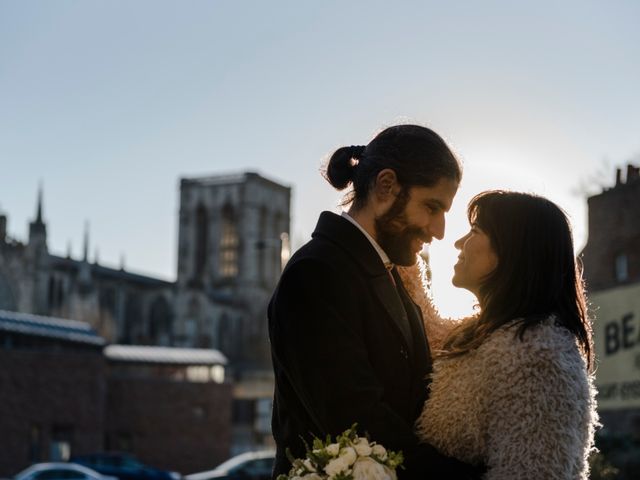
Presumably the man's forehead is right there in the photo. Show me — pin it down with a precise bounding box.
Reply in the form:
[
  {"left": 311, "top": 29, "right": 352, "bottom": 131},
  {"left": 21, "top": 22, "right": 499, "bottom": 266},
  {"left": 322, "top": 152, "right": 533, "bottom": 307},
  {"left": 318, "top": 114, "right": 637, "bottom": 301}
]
[{"left": 409, "top": 179, "right": 458, "bottom": 208}]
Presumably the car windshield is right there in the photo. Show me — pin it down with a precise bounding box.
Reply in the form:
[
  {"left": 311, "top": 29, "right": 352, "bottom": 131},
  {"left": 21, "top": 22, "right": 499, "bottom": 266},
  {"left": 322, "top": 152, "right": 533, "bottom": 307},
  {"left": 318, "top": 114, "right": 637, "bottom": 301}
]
[
  {"left": 228, "top": 458, "right": 273, "bottom": 474},
  {"left": 33, "top": 469, "right": 90, "bottom": 480},
  {"left": 212, "top": 453, "right": 274, "bottom": 474},
  {"left": 80, "top": 455, "right": 142, "bottom": 469}
]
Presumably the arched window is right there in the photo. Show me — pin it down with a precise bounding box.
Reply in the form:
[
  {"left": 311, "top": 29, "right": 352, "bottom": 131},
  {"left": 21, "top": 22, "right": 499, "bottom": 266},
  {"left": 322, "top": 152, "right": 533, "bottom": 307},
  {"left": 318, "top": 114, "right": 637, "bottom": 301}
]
[
  {"left": 48, "top": 276, "right": 56, "bottom": 310},
  {"left": 194, "top": 204, "right": 209, "bottom": 279},
  {"left": 219, "top": 204, "right": 238, "bottom": 278},
  {"left": 218, "top": 313, "right": 232, "bottom": 356},
  {"left": 149, "top": 296, "right": 173, "bottom": 346},
  {"left": 615, "top": 253, "right": 629, "bottom": 282},
  {"left": 0, "top": 268, "right": 17, "bottom": 311},
  {"left": 258, "top": 206, "right": 268, "bottom": 282},
  {"left": 56, "top": 278, "right": 64, "bottom": 308},
  {"left": 122, "top": 293, "right": 143, "bottom": 344},
  {"left": 273, "top": 212, "right": 285, "bottom": 281}
]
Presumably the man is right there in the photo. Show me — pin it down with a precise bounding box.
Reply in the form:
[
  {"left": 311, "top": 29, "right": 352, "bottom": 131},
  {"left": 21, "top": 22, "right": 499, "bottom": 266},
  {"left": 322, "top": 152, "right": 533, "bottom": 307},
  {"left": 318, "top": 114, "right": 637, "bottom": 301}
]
[{"left": 268, "top": 125, "right": 481, "bottom": 479}]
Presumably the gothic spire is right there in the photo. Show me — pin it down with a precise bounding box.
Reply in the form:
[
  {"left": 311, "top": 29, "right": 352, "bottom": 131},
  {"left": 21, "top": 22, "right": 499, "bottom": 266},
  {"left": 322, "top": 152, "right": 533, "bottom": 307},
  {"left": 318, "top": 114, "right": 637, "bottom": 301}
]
[
  {"left": 83, "top": 221, "right": 89, "bottom": 262},
  {"left": 35, "top": 183, "right": 44, "bottom": 224},
  {"left": 29, "top": 182, "right": 47, "bottom": 244}
]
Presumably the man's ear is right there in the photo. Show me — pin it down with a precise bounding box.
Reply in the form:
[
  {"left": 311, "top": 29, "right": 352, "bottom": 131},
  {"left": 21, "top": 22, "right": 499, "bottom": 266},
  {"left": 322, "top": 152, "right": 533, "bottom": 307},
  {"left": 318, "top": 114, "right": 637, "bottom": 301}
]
[{"left": 373, "top": 169, "right": 400, "bottom": 201}]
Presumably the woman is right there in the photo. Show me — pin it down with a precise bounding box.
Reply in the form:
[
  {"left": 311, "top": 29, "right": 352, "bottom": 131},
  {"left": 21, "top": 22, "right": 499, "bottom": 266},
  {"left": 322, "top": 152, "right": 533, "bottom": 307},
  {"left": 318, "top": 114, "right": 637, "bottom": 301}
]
[{"left": 401, "top": 190, "right": 598, "bottom": 480}]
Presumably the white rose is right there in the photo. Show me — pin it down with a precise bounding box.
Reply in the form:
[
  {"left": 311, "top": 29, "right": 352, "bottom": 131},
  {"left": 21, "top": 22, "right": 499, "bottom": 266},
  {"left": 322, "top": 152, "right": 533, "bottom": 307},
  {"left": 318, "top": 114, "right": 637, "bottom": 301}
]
[
  {"left": 352, "top": 457, "right": 391, "bottom": 480},
  {"left": 353, "top": 437, "right": 372, "bottom": 457},
  {"left": 302, "top": 459, "right": 316, "bottom": 472},
  {"left": 326, "top": 443, "right": 340, "bottom": 456},
  {"left": 383, "top": 465, "right": 397, "bottom": 480},
  {"left": 339, "top": 446, "right": 357, "bottom": 466},
  {"left": 325, "top": 457, "right": 350, "bottom": 477},
  {"left": 372, "top": 444, "right": 388, "bottom": 461}
]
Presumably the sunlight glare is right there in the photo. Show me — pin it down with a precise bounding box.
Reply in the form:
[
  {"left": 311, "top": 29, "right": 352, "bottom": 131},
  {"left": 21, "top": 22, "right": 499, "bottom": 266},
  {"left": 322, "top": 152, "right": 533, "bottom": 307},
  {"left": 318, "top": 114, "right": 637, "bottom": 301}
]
[{"left": 427, "top": 148, "right": 551, "bottom": 319}]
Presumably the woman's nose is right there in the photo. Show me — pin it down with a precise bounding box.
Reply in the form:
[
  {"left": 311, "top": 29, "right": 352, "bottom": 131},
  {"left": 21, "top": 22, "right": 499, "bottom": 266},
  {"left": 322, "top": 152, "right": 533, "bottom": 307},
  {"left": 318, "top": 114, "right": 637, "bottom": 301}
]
[{"left": 454, "top": 233, "right": 468, "bottom": 250}]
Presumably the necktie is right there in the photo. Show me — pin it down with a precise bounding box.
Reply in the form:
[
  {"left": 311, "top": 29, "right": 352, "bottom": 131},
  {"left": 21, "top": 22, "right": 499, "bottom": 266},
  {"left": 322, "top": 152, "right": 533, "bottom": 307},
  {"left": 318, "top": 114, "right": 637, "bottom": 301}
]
[{"left": 386, "top": 263, "right": 396, "bottom": 287}]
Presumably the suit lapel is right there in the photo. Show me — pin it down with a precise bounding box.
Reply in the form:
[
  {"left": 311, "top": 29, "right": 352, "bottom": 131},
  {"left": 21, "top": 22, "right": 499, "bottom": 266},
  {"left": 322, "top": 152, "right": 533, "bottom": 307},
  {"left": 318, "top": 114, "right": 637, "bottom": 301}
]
[
  {"left": 370, "top": 274, "right": 414, "bottom": 352},
  {"left": 392, "top": 268, "right": 431, "bottom": 364},
  {"left": 312, "top": 212, "right": 414, "bottom": 351},
  {"left": 392, "top": 269, "right": 433, "bottom": 415}
]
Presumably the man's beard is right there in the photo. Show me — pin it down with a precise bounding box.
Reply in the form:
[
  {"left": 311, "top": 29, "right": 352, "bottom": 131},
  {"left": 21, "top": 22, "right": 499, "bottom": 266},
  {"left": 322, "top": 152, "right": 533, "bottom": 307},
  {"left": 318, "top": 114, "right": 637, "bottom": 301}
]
[{"left": 374, "top": 191, "right": 428, "bottom": 266}]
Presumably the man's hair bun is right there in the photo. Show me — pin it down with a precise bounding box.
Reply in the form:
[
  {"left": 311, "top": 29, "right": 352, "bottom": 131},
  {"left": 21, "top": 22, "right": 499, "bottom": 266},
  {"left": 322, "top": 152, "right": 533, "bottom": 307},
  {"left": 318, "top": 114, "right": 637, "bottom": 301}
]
[{"left": 325, "top": 145, "right": 365, "bottom": 190}]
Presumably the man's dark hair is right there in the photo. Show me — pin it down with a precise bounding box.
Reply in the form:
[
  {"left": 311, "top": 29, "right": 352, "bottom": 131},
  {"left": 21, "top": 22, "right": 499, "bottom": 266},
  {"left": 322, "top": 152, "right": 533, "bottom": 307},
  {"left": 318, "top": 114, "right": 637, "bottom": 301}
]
[{"left": 323, "top": 124, "right": 462, "bottom": 209}]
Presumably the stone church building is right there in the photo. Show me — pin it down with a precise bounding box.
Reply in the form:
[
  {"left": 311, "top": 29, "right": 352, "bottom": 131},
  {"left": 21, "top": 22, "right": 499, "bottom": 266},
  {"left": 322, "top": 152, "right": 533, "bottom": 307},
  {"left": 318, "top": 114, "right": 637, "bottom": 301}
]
[{"left": 0, "top": 171, "right": 290, "bottom": 451}]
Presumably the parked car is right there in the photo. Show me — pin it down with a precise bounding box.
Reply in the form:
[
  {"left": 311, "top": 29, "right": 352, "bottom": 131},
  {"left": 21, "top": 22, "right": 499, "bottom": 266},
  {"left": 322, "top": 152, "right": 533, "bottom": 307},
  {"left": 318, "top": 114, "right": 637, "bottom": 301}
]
[
  {"left": 14, "top": 463, "right": 118, "bottom": 480},
  {"left": 185, "top": 451, "right": 275, "bottom": 480},
  {"left": 69, "top": 454, "right": 180, "bottom": 480}
]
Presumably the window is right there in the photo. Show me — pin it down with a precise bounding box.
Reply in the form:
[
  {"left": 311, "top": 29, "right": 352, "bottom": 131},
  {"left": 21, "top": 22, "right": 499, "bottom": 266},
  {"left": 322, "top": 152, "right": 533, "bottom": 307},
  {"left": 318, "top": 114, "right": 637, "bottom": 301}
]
[
  {"left": 29, "top": 424, "right": 42, "bottom": 462},
  {"left": 186, "top": 366, "right": 210, "bottom": 382},
  {"left": 211, "top": 365, "right": 225, "bottom": 383},
  {"left": 99, "top": 287, "right": 116, "bottom": 316},
  {"left": 231, "top": 458, "right": 273, "bottom": 475},
  {"left": 615, "top": 253, "right": 629, "bottom": 282},
  {"left": 149, "top": 296, "right": 173, "bottom": 346},
  {"left": 258, "top": 206, "right": 267, "bottom": 282},
  {"left": 255, "top": 397, "right": 272, "bottom": 434},
  {"left": 217, "top": 313, "right": 235, "bottom": 356},
  {"left": 0, "top": 269, "right": 17, "bottom": 311},
  {"left": 122, "top": 293, "right": 142, "bottom": 344},
  {"left": 280, "top": 232, "right": 290, "bottom": 272},
  {"left": 50, "top": 425, "right": 73, "bottom": 462},
  {"left": 219, "top": 203, "right": 238, "bottom": 278},
  {"left": 194, "top": 204, "right": 209, "bottom": 279},
  {"left": 35, "top": 470, "right": 85, "bottom": 480},
  {"left": 232, "top": 399, "right": 255, "bottom": 425},
  {"left": 48, "top": 277, "right": 65, "bottom": 310}
]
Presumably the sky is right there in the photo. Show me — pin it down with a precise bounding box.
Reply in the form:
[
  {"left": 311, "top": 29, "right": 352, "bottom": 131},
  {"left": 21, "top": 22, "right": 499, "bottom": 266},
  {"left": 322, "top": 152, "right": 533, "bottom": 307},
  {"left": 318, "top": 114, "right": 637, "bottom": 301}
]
[{"left": 1, "top": 0, "right": 639, "bottom": 317}]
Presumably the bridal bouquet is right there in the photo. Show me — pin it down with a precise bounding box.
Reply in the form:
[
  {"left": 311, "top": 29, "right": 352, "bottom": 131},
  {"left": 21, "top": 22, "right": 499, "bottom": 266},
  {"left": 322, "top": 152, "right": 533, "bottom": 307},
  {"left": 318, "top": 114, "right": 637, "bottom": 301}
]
[{"left": 277, "top": 424, "right": 404, "bottom": 480}]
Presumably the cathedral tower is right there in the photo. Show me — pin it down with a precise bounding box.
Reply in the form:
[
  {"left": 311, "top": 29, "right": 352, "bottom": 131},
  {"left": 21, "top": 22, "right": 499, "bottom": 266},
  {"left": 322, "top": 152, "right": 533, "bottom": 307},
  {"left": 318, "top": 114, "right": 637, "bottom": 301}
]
[{"left": 174, "top": 172, "right": 291, "bottom": 372}]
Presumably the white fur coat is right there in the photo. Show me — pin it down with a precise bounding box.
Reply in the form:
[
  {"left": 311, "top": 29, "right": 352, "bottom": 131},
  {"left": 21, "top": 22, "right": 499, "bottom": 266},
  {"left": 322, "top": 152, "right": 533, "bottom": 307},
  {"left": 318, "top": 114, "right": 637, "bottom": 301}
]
[{"left": 398, "top": 262, "right": 598, "bottom": 480}]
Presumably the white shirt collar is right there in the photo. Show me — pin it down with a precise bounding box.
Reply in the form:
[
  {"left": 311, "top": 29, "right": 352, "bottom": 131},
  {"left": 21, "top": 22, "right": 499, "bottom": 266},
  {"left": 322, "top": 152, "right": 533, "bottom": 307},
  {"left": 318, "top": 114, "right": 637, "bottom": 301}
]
[{"left": 341, "top": 211, "right": 392, "bottom": 269}]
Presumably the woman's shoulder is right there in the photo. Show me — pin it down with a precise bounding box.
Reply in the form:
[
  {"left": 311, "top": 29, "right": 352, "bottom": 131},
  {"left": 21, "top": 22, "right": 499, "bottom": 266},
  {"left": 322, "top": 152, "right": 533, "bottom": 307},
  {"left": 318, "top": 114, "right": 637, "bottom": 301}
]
[{"left": 479, "top": 314, "right": 585, "bottom": 368}]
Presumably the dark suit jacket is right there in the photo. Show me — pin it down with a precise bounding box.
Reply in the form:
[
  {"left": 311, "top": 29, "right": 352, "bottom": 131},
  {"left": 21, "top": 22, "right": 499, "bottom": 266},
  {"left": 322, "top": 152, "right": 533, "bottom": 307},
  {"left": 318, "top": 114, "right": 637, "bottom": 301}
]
[{"left": 268, "top": 212, "right": 477, "bottom": 479}]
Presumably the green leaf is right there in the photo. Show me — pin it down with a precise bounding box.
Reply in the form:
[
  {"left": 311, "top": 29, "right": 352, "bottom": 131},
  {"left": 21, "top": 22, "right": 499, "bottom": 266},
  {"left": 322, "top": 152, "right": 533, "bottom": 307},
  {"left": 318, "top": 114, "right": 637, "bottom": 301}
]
[
  {"left": 285, "top": 447, "right": 296, "bottom": 466},
  {"left": 312, "top": 437, "right": 325, "bottom": 450}
]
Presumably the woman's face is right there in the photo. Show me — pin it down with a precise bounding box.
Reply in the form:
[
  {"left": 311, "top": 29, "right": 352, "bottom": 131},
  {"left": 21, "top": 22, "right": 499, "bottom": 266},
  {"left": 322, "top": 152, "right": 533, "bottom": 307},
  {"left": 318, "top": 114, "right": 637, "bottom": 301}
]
[{"left": 452, "top": 221, "right": 498, "bottom": 298}]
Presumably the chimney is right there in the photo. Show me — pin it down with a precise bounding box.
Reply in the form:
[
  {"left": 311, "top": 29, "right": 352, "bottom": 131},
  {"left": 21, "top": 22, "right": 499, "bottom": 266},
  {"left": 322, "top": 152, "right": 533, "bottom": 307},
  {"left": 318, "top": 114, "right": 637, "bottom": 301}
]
[
  {"left": 0, "top": 214, "right": 6, "bottom": 242},
  {"left": 616, "top": 168, "right": 622, "bottom": 186},
  {"left": 627, "top": 164, "right": 639, "bottom": 183}
]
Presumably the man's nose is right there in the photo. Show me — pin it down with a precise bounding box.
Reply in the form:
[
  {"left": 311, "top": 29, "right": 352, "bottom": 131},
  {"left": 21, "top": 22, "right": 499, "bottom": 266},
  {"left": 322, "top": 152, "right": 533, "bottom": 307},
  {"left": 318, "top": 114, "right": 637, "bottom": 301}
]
[{"left": 429, "top": 214, "right": 446, "bottom": 240}]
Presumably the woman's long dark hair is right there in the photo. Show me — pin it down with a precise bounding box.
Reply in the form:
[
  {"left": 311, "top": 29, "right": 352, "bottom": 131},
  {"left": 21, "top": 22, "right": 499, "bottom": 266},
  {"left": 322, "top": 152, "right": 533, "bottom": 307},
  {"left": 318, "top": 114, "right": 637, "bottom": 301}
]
[{"left": 441, "top": 191, "right": 593, "bottom": 369}]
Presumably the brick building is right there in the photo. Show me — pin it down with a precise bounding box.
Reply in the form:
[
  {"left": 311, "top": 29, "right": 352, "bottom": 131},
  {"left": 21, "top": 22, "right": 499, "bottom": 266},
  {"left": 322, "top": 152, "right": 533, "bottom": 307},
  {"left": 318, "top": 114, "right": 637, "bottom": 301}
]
[
  {"left": 0, "top": 311, "right": 231, "bottom": 477},
  {"left": 104, "top": 345, "right": 232, "bottom": 474},
  {"left": 581, "top": 164, "right": 640, "bottom": 476},
  {"left": 0, "top": 310, "right": 106, "bottom": 475}
]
